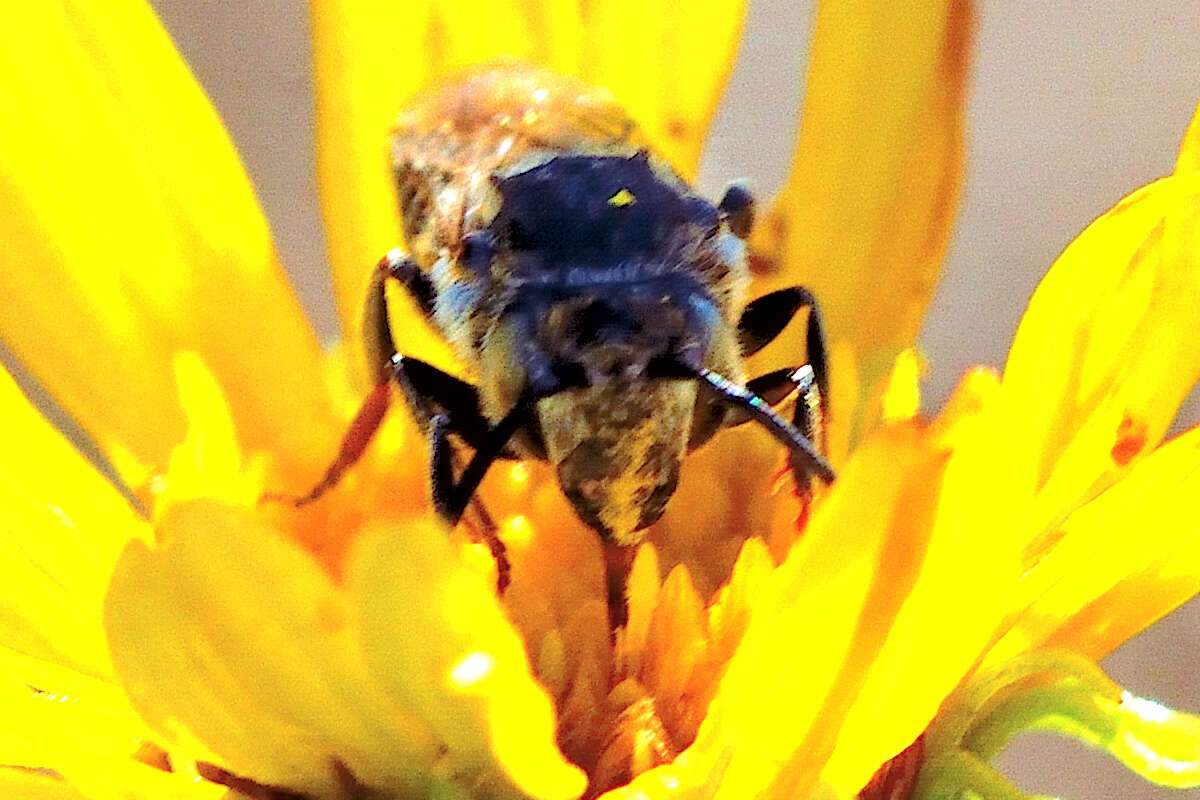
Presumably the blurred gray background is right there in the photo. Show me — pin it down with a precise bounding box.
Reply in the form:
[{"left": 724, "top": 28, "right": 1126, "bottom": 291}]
[{"left": 146, "top": 0, "right": 1200, "bottom": 796}]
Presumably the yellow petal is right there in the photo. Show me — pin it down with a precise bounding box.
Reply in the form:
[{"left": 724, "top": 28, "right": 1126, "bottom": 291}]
[
  {"left": 350, "top": 518, "right": 586, "bottom": 800},
  {"left": 988, "top": 422, "right": 1200, "bottom": 664},
  {"left": 705, "top": 536, "right": 774, "bottom": 663},
  {"left": 0, "top": 2, "right": 337, "bottom": 489},
  {"left": 1175, "top": 101, "right": 1200, "bottom": 174},
  {"left": 104, "top": 502, "right": 454, "bottom": 798},
  {"left": 640, "top": 565, "right": 709, "bottom": 740},
  {"left": 312, "top": 0, "right": 747, "bottom": 348},
  {"left": 649, "top": 424, "right": 781, "bottom": 598},
  {"left": 0, "top": 770, "right": 88, "bottom": 800},
  {"left": 621, "top": 543, "right": 663, "bottom": 678},
  {"left": 820, "top": 369, "right": 1024, "bottom": 795},
  {"left": 152, "top": 352, "right": 263, "bottom": 517},
  {"left": 575, "top": 0, "right": 749, "bottom": 179},
  {"left": 0, "top": 649, "right": 216, "bottom": 800},
  {"left": 752, "top": 0, "right": 973, "bottom": 440},
  {"left": 0, "top": 367, "right": 147, "bottom": 681},
  {"left": 610, "top": 425, "right": 950, "bottom": 798},
  {"left": 1001, "top": 173, "right": 1200, "bottom": 540},
  {"left": 880, "top": 348, "right": 926, "bottom": 423}
]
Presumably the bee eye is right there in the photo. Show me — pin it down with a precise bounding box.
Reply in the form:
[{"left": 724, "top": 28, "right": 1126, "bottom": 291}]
[
  {"left": 460, "top": 231, "right": 496, "bottom": 276},
  {"left": 718, "top": 182, "right": 755, "bottom": 239}
]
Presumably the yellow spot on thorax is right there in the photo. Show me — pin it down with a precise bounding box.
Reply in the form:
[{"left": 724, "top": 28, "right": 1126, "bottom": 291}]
[{"left": 607, "top": 188, "right": 636, "bottom": 207}]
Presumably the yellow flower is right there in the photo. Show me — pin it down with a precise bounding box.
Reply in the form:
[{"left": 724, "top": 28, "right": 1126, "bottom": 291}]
[{"left": 2, "top": 2, "right": 1200, "bottom": 800}]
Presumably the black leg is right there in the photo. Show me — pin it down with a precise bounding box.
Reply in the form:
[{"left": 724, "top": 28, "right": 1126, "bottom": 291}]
[
  {"left": 430, "top": 414, "right": 456, "bottom": 517},
  {"left": 789, "top": 365, "right": 827, "bottom": 488},
  {"left": 727, "top": 366, "right": 828, "bottom": 490},
  {"left": 431, "top": 395, "right": 537, "bottom": 526},
  {"left": 793, "top": 286, "right": 829, "bottom": 404},
  {"left": 394, "top": 355, "right": 512, "bottom": 455},
  {"left": 271, "top": 354, "right": 501, "bottom": 508},
  {"left": 736, "top": 286, "right": 829, "bottom": 405},
  {"left": 430, "top": 413, "right": 514, "bottom": 592},
  {"left": 737, "top": 287, "right": 803, "bottom": 358},
  {"left": 746, "top": 366, "right": 807, "bottom": 406}
]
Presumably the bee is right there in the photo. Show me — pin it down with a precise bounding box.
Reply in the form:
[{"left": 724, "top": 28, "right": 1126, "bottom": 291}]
[{"left": 296, "top": 64, "right": 834, "bottom": 584}]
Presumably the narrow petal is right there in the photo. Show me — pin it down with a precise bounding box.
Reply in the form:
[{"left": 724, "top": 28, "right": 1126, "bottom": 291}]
[
  {"left": 752, "top": 0, "right": 973, "bottom": 437},
  {"left": 1001, "top": 174, "right": 1200, "bottom": 540},
  {"left": 0, "top": 367, "right": 146, "bottom": 681},
  {"left": 312, "top": 0, "right": 747, "bottom": 344},
  {"left": 608, "top": 425, "right": 951, "bottom": 798},
  {"left": 820, "top": 369, "right": 1025, "bottom": 795},
  {"left": 576, "top": 0, "right": 749, "bottom": 179},
  {"left": 1175, "top": 101, "right": 1200, "bottom": 174},
  {"left": 0, "top": 2, "right": 337, "bottom": 490},
  {"left": 987, "top": 423, "right": 1200, "bottom": 664},
  {"left": 0, "top": 771, "right": 87, "bottom": 800}
]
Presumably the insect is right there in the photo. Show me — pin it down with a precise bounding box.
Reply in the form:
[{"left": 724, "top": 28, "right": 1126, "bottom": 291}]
[{"left": 295, "top": 64, "right": 835, "bottom": 586}]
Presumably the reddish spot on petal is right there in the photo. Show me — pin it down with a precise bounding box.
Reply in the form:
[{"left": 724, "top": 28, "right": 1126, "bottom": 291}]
[
  {"left": 132, "top": 740, "right": 172, "bottom": 772},
  {"left": 1111, "top": 415, "right": 1148, "bottom": 466},
  {"left": 748, "top": 251, "right": 777, "bottom": 276},
  {"left": 859, "top": 733, "right": 925, "bottom": 800},
  {"left": 666, "top": 118, "right": 687, "bottom": 140},
  {"left": 793, "top": 488, "right": 812, "bottom": 534}
]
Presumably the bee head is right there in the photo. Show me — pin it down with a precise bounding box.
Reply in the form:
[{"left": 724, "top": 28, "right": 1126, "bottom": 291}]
[{"left": 472, "top": 152, "right": 745, "bottom": 542}]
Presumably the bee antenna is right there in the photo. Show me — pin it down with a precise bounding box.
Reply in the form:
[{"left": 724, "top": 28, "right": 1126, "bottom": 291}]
[{"left": 651, "top": 358, "right": 835, "bottom": 484}]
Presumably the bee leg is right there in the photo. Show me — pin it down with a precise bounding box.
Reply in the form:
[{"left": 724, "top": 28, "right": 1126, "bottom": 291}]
[
  {"left": 373, "top": 252, "right": 516, "bottom": 591},
  {"left": 430, "top": 397, "right": 535, "bottom": 592},
  {"left": 429, "top": 414, "right": 513, "bottom": 593},
  {"left": 728, "top": 365, "right": 826, "bottom": 460},
  {"left": 268, "top": 378, "right": 394, "bottom": 507},
  {"left": 394, "top": 355, "right": 517, "bottom": 456},
  {"left": 429, "top": 414, "right": 457, "bottom": 516},
  {"left": 737, "top": 285, "right": 831, "bottom": 491},
  {"left": 363, "top": 249, "right": 435, "bottom": 380},
  {"left": 267, "top": 251, "right": 448, "bottom": 508},
  {"left": 744, "top": 366, "right": 808, "bottom": 409},
  {"left": 430, "top": 395, "right": 536, "bottom": 525},
  {"left": 737, "top": 286, "right": 828, "bottom": 393},
  {"left": 788, "top": 364, "right": 827, "bottom": 491}
]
